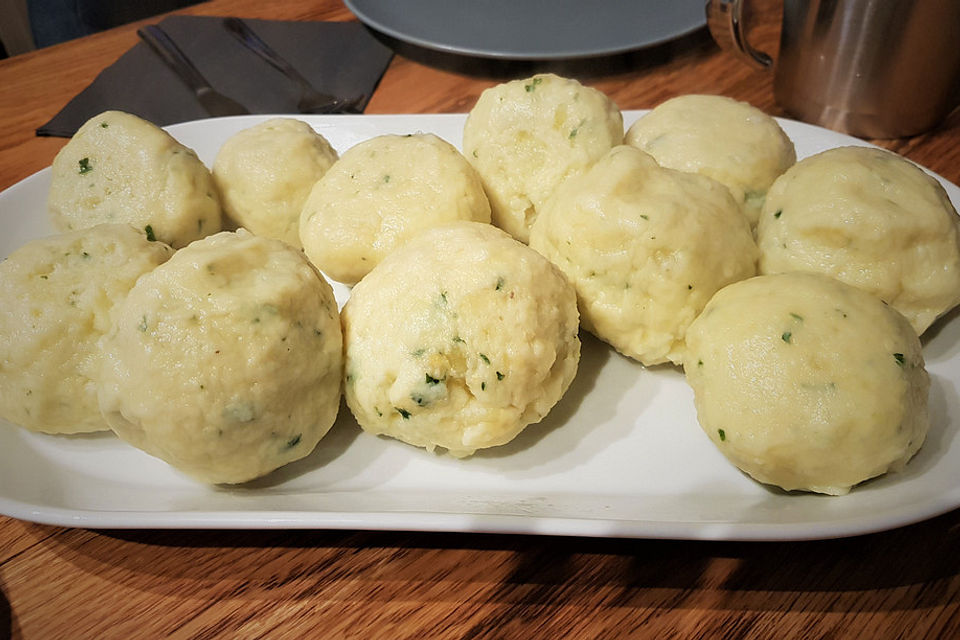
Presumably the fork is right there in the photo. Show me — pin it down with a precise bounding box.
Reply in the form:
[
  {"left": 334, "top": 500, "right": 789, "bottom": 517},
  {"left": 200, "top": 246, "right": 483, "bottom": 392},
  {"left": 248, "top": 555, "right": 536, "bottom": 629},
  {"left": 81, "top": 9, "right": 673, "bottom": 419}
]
[{"left": 222, "top": 17, "right": 365, "bottom": 114}]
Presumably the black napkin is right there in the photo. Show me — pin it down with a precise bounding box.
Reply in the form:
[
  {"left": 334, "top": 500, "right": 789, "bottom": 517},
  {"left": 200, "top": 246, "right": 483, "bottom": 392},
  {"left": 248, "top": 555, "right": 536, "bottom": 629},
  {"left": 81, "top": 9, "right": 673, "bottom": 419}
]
[{"left": 37, "top": 15, "right": 394, "bottom": 137}]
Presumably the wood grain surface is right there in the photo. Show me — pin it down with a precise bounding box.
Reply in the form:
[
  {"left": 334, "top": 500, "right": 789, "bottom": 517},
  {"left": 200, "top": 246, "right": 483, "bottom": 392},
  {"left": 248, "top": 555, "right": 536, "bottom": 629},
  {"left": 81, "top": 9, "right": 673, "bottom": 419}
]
[{"left": 2, "top": 1, "right": 960, "bottom": 638}]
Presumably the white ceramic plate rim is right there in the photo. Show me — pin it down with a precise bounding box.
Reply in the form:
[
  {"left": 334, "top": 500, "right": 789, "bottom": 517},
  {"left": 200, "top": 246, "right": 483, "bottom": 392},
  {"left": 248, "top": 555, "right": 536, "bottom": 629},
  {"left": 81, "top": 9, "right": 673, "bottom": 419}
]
[{"left": 1, "top": 111, "right": 959, "bottom": 541}]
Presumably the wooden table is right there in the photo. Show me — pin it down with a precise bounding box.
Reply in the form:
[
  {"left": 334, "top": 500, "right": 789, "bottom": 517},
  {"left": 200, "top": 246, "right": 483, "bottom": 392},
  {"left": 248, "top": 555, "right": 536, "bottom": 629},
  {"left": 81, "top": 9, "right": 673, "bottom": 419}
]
[{"left": 2, "top": 1, "right": 960, "bottom": 637}]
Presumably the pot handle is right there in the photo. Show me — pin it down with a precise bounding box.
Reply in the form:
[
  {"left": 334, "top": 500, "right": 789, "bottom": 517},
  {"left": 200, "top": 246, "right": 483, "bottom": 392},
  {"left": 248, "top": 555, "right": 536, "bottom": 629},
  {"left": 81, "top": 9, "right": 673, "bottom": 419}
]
[{"left": 705, "top": 0, "right": 772, "bottom": 68}]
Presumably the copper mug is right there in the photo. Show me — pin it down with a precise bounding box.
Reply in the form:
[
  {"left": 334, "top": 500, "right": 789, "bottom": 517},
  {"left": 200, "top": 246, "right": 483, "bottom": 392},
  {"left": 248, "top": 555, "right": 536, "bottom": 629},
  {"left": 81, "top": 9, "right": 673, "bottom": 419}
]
[{"left": 706, "top": 0, "right": 960, "bottom": 138}]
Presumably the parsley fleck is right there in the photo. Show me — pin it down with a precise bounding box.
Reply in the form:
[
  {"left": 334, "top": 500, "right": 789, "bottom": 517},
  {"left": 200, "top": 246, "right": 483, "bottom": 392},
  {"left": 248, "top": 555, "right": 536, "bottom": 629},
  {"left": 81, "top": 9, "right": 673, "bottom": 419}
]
[
  {"left": 496, "top": 371, "right": 504, "bottom": 380},
  {"left": 286, "top": 434, "right": 302, "bottom": 449},
  {"left": 425, "top": 373, "right": 441, "bottom": 385},
  {"left": 894, "top": 353, "right": 905, "bottom": 366},
  {"left": 773, "top": 209, "right": 782, "bottom": 219},
  {"left": 144, "top": 225, "right": 156, "bottom": 242},
  {"left": 479, "top": 353, "right": 490, "bottom": 364},
  {"left": 782, "top": 331, "right": 792, "bottom": 343},
  {"left": 524, "top": 77, "right": 543, "bottom": 92},
  {"left": 396, "top": 407, "right": 411, "bottom": 419},
  {"left": 78, "top": 157, "right": 93, "bottom": 174},
  {"left": 718, "top": 429, "right": 726, "bottom": 441}
]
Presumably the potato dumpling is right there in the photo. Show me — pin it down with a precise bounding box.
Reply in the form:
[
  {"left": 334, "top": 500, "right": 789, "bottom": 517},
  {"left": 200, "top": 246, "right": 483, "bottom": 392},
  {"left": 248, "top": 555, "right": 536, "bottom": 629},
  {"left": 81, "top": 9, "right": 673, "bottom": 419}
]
[
  {"left": 756, "top": 145, "right": 960, "bottom": 335},
  {"left": 48, "top": 110, "right": 222, "bottom": 248},
  {"left": 624, "top": 94, "right": 796, "bottom": 227},
  {"left": 463, "top": 73, "right": 623, "bottom": 243},
  {"left": 0, "top": 224, "right": 174, "bottom": 434},
  {"left": 299, "top": 133, "right": 490, "bottom": 284},
  {"left": 342, "top": 221, "right": 580, "bottom": 457},
  {"left": 98, "top": 230, "right": 342, "bottom": 484},
  {"left": 684, "top": 272, "right": 929, "bottom": 495},
  {"left": 529, "top": 145, "right": 757, "bottom": 366},
  {"left": 213, "top": 117, "right": 338, "bottom": 248}
]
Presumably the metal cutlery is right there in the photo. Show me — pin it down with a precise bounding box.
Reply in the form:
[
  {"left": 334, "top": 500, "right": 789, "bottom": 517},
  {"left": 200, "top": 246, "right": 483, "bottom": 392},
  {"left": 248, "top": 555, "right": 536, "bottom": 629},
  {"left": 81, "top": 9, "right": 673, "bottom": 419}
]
[
  {"left": 222, "top": 17, "right": 365, "bottom": 114},
  {"left": 137, "top": 24, "right": 251, "bottom": 118}
]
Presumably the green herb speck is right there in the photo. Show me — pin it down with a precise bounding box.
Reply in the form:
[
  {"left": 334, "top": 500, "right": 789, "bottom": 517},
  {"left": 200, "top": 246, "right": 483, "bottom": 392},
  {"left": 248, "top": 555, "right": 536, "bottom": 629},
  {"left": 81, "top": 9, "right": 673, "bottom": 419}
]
[
  {"left": 894, "top": 353, "right": 905, "bottom": 366},
  {"left": 425, "top": 373, "right": 441, "bottom": 385},
  {"left": 100, "top": 122, "right": 109, "bottom": 128},
  {"left": 718, "top": 429, "right": 726, "bottom": 441},
  {"left": 396, "top": 407, "right": 411, "bottom": 419},
  {"left": 286, "top": 434, "right": 302, "bottom": 449},
  {"left": 479, "top": 353, "right": 490, "bottom": 364},
  {"left": 524, "top": 77, "right": 543, "bottom": 92},
  {"left": 495, "top": 276, "right": 505, "bottom": 291},
  {"left": 496, "top": 371, "right": 504, "bottom": 380},
  {"left": 144, "top": 225, "right": 156, "bottom": 242},
  {"left": 138, "top": 315, "right": 148, "bottom": 332},
  {"left": 790, "top": 312, "right": 804, "bottom": 321},
  {"left": 78, "top": 157, "right": 93, "bottom": 174},
  {"left": 782, "top": 331, "right": 792, "bottom": 343},
  {"left": 773, "top": 209, "right": 782, "bottom": 219}
]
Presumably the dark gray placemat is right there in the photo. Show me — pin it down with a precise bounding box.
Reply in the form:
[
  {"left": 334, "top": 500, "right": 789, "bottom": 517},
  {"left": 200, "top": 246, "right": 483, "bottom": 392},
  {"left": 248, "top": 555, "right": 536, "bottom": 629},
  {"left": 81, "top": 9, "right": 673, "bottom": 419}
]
[{"left": 37, "top": 15, "right": 394, "bottom": 137}]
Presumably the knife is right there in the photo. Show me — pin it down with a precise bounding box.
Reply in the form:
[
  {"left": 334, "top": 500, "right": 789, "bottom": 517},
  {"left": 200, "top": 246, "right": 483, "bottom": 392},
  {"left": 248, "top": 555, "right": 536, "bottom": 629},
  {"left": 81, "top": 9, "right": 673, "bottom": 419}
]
[{"left": 137, "top": 24, "right": 250, "bottom": 118}]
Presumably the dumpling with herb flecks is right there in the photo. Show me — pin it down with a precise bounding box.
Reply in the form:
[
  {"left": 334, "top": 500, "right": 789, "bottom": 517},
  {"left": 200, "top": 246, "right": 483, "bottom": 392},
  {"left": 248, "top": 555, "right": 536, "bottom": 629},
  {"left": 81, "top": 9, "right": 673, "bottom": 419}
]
[
  {"left": 684, "top": 272, "right": 929, "bottom": 495},
  {"left": 341, "top": 221, "right": 580, "bottom": 457},
  {"left": 98, "top": 229, "right": 342, "bottom": 484}
]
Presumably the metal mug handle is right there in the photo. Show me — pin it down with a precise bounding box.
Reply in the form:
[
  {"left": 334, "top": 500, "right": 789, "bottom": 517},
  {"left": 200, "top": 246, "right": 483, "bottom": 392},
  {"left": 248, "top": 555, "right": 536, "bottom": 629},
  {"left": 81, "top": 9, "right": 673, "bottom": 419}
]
[{"left": 705, "top": 0, "right": 771, "bottom": 69}]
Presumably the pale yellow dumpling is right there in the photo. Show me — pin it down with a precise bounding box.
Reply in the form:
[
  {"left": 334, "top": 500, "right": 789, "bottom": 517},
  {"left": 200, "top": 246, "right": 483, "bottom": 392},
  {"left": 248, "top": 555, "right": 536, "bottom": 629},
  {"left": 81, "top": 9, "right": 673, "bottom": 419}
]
[
  {"left": 213, "top": 118, "right": 338, "bottom": 248},
  {"left": 299, "top": 133, "right": 490, "bottom": 284},
  {"left": 98, "top": 230, "right": 342, "bottom": 484},
  {"left": 684, "top": 272, "right": 929, "bottom": 495},
  {"left": 342, "top": 221, "right": 580, "bottom": 457},
  {"left": 756, "top": 145, "right": 960, "bottom": 334},
  {"left": 48, "top": 110, "right": 222, "bottom": 248},
  {"left": 529, "top": 145, "right": 757, "bottom": 366},
  {"left": 463, "top": 73, "right": 624, "bottom": 243},
  {"left": 625, "top": 94, "right": 796, "bottom": 226},
  {"left": 0, "top": 224, "right": 174, "bottom": 434}
]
